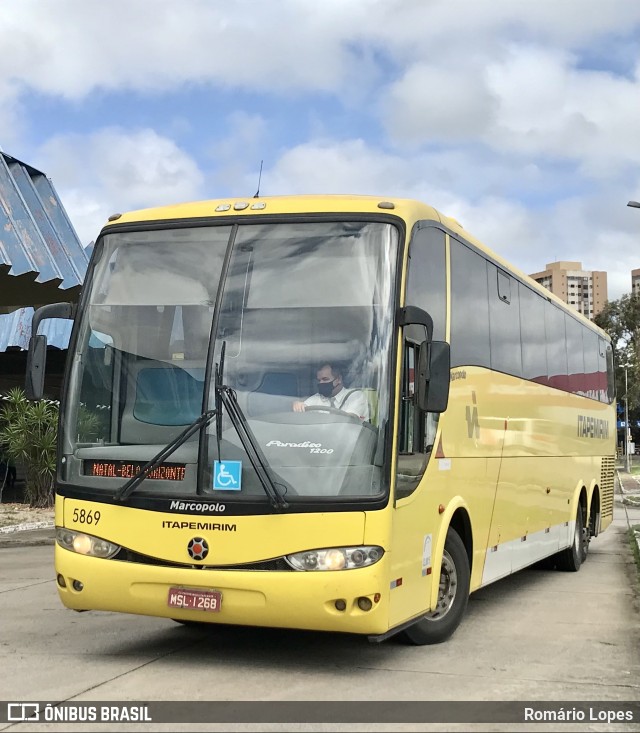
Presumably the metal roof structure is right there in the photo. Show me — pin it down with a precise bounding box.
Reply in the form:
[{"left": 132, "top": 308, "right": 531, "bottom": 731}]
[
  {"left": 0, "top": 151, "right": 90, "bottom": 351},
  {"left": 0, "top": 306, "right": 73, "bottom": 351},
  {"left": 0, "top": 151, "right": 89, "bottom": 312}
]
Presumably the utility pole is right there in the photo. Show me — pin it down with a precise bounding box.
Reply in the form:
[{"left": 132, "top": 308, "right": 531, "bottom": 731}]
[
  {"left": 625, "top": 200, "right": 639, "bottom": 469},
  {"left": 624, "top": 364, "right": 631, "bottom": 473}
]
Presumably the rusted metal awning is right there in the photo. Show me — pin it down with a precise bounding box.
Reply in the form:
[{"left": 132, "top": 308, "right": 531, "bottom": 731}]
[{"left": 0, "top": 151, "right": 89, "bottom": 312}]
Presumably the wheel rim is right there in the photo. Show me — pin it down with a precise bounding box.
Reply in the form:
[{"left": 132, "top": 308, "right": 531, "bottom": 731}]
[{"left": 425, "top": 549, "right": 458, "bottom": 621}]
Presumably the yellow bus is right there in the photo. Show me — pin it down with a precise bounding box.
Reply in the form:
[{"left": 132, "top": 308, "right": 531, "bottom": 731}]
[{"left": 27, "top": 195, "right": 616, "bottom": 644}]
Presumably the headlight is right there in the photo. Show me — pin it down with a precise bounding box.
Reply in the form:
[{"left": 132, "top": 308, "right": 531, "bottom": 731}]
[
  {"left": 56, "top": 528, "right": 120, "bottom": 559},
  {"left": 285, "top": 545, "right": 384, "bottom": 571}
]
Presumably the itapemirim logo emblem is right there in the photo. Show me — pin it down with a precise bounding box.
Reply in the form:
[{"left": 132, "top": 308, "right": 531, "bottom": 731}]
[{"left": 187, "top": 537, "right": 209, "bottom": 560}]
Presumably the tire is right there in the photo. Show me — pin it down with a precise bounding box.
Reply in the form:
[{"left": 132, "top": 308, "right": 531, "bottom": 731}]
[
  {"left": 555, "top": 507, "right": 585, "bottom": 572},
  {"left": 401, "top": 528, "right": 470, "bottom": 645},
  {"left": 171, "top": 619, "right": 208, "bottom": 627}
]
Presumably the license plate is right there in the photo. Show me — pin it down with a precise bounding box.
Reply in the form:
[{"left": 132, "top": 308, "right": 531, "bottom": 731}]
[{"left": 168, "top": 587, "right": 222, "bottom": 612}]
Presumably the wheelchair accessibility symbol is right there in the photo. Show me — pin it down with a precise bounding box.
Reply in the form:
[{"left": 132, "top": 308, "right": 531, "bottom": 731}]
[{"left": 213, "top": 460, "right": 242, "bottom": 490}]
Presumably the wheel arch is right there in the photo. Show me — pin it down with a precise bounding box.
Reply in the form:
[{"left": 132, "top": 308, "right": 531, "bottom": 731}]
[
  {"left": 569, "top": 481, "right": 588, "bottom": 528},
  {"left": 588, "top": 483, "right": 601, "bottom": 537},
  {"left": 429, "top": 499, "right": 473, "bottom": 611}
]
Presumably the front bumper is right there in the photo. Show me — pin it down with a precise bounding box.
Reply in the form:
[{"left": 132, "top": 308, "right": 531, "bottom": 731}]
[{"left": 55, "top": 545, "right": 390, "bottom": 636}]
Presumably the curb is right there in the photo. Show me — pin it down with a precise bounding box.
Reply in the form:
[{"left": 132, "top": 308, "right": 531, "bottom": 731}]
[
  {"left": 0, "top": 521, "right": 55, "bottom": 548},
  {"left": 615, "top": 470, "right": 640, "bottom": 556},
  {"left": 0, "top": 519, "right": 54, "bottom": 534}
]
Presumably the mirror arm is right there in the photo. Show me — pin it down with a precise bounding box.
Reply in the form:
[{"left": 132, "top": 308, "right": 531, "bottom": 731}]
[
  {"left": 31, "top": 302, "right": 75, "bottom": 336},
  {"left": 396, "top": 306, "right": 433, "bottom": 343},
  {"left": 25, "top": 302, "right": 76, "bottom": 401}
]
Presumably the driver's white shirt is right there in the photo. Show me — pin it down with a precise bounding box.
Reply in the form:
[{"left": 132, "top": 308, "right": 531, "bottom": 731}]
[{"left": 304, "top": 386, "right": 370, "bottom": 420}]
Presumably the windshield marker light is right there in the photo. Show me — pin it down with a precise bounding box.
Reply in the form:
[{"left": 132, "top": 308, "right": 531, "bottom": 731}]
[
  {"left": 233, "top": 201, "right": 249, "bottom": 210},
  {"left": 285, "top": 545, "right": 384, "bottom": 571},
  {"left": 215, "top": 204, "right": 231, "bottom": 211},
  {"left": 56, "top": 528, "right": 120, "bottom": 559}
]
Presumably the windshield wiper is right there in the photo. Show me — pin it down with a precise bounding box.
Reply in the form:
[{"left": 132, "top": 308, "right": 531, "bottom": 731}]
[
  {"left": 113, "top": 409, "right": 217, "bottom": 502},
  {"left": 114, "top": 343, "right": 289, "bottom": 509},
  {"left": 216, "top": 385, "right": 289, "bottom": 511},
  {"left": 214, "top": 342, "right": 289, "bottom": 511}
]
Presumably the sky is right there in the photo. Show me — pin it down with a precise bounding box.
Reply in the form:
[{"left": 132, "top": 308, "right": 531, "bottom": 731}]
[{"left": 2, "top": 0, "right": 640, "bottom": 300}]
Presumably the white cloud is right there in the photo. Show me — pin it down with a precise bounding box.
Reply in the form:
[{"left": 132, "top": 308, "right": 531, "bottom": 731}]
[
  {"left": 1, "top": 0, "right": 638, "bottom": 303},
  {"left": 36, "top": 128, "right": 205, "bottom": 243},
  {"left": 3, "top": 0, "right": 636, "bottom": 105},
  {"left": 380, "top": 42, "right": 640, "bottom": 179},
  {"left": 264, "top": 138, "right": 435, "bottom": 199},
  {"left": 262, "top": 137, "right": 640, "bottom": 301},
  {"left": 0, "top": 0, "right": 366, "bottom": 100},
  {"left": 353, "top": 0, "right": 640, "bottom": 54},
  {"left": 485, "top": 45, "right": 640, "bottom": 175},
  {"left": 383, "top": 64, "right": 498, "bottom": 144},
  {"left": 0, "top": 80, "right": 26, "bottom": 152}
]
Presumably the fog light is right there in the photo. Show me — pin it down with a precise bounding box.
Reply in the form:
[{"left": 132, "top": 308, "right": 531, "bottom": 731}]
[
  {"left": 334, "top": 599, "right": 346, "bottom": 611},
  {"left": 56, "top": 574, "right": 66, "bottom": 588},
  {"left": 72, "top": 580, "right": 84, "bottom": 592},
  {"left": 357, "top": 596, "right": 373, "bottom": 611}
]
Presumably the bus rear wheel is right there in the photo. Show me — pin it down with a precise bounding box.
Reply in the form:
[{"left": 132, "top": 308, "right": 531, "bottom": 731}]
[
  {"left": 555, "top": 507, "right": 585, "bottom": 572},
  {"left": 400, "top": 527, "right": 470, "bottom": 645}
]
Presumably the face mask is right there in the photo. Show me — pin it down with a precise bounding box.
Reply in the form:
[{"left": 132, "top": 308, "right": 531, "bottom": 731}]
[{"left": 317, "top": 381, "right": 335, "bottom": 398}]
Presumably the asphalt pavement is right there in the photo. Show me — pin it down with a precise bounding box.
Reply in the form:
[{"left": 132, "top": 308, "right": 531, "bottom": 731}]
[{"left": 1, "top": 476, "right": 639, "bottom": 732}]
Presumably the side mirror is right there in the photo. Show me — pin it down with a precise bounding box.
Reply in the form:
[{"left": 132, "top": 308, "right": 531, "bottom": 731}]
[
  {"left": 25, "top": 334, "right": 47, "bottom": 400},
  {"left": 25, "top": 302, "right": 75, "bottom": 400},
  {"left": 417, "top": 340, "right": 450, "bottom": 413}
]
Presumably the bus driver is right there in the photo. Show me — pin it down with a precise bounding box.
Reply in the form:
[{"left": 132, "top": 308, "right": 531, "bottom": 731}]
[{"left": 292, "top": 363, "right": 370, "bottom": 421}]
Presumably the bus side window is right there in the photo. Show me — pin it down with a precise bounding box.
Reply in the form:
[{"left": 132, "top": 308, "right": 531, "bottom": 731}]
[
  {"left": 398, "top": 342, "right": 416, "bottom": 454},
  {"left": 396, "top": 339, "right": 437, "bottom": 498},
  {"left": 396, "top": 223, "right": 446, "bottom": 499}
]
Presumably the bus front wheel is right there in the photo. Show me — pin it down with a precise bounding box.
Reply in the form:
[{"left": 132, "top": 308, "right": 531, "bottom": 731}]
[{"left": 400, "top": 527, "right": 470, "bottom": 645}]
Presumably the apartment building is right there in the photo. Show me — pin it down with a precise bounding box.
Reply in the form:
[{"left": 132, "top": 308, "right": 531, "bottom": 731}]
[
  {"left": 632, "top": 268, "right": 640, "bottom": 297},
  {"left": 529, "top": 261, "right": 607, "bottom": 319}
]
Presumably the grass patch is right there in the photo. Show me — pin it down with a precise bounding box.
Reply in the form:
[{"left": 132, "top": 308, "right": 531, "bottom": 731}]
[{"left": 631, "top": 465, "right": 640, "bottom": 475}]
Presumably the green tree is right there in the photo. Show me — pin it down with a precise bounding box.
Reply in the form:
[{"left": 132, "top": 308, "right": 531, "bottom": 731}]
[
  {"left": 0, "top": 388, "right": 58, "bottom": 508},
  {"left": 593, "top": 292, "right": 640, "bottom": 428}
]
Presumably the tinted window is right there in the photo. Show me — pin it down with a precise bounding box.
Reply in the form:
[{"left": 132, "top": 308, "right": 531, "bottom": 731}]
[
  {"left": 488, "top": 263, "right": 522, "bottom": 376},
  {"left": 450, "top": 240, "right": 490, "bottom": 368},
  {"left": 520, "top": 284, "right": 547, "bottom": 383},
  {"left": 566, "top": 315, "right": 585, "bottom": 395},
  {"left": 605, "top": 342, "right": 615, "bottom": 403},
  {"left": 545, "top": 303, "right": 568, "bottom": 391},
  {"left": 582, "top": 329, "right": 599, "bottom": 400},
  {"left": 406, "top": 225, "right": 446, "bottom": 340}
]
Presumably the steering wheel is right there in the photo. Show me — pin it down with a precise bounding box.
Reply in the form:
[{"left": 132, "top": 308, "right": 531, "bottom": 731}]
[{"left": 303, "top": 405, "right": 362, "bottom": 422}]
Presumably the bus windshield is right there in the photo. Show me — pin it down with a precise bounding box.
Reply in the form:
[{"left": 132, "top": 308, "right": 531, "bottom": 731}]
[{"left": 62, "top": 220, "right": 398, "bottom": 505}]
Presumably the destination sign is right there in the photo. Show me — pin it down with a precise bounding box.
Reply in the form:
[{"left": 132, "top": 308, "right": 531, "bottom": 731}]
[{"left": 83, "top": 460, "right": 186, "bottom": 481}]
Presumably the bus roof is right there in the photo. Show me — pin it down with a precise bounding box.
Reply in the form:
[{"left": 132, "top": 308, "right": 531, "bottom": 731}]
[
  {"left": 104, "top": 194, "right": 609, "bottom": 340},
  {"left": 105, "top": 194, "right": 442, "bottom": 227}
]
